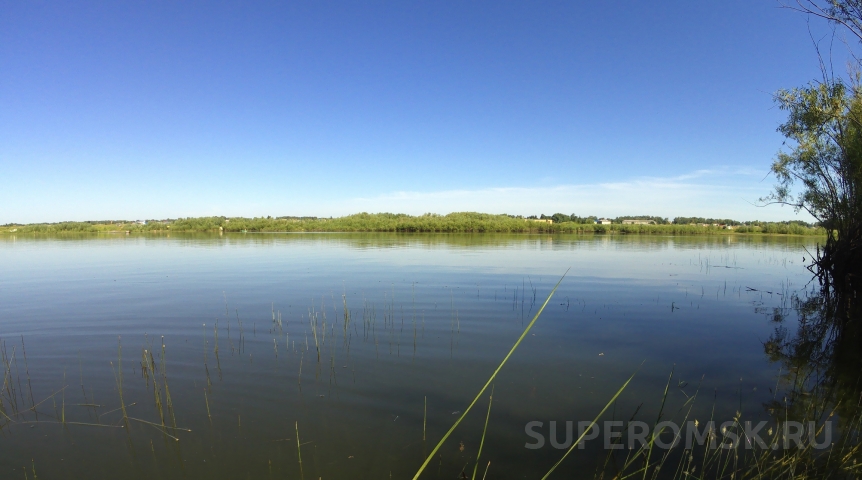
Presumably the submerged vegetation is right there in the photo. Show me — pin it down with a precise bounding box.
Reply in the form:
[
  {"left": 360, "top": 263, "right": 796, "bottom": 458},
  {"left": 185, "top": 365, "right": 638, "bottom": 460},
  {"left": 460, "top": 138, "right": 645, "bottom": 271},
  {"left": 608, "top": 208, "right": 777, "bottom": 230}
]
[{"left": 0, "top": 212, "right": 826, "bottom": 236}]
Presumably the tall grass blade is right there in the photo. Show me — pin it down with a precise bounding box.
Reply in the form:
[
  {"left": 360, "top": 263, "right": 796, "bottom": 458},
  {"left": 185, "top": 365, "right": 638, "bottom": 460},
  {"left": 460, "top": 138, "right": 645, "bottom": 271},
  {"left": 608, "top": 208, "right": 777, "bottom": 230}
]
[
  {"left": 540, "top": 367, "right": 639, "bottom": 479},
  {"left": 471, "top": 385, "right": 493, "bottom": 480},
  {"left": 411, "top": 270, "right": 568, "bottom": 480}
]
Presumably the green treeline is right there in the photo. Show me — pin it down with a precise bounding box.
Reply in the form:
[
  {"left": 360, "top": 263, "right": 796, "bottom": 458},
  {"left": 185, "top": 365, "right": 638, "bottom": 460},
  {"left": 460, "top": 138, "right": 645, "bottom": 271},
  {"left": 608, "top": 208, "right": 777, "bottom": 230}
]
[{"left": 0, "top": 212, "right": 826, "bottom": 235}]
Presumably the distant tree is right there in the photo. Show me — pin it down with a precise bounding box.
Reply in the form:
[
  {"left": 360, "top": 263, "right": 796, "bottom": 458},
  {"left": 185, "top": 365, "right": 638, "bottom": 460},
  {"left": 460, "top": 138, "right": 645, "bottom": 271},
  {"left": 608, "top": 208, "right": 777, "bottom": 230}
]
[
  {"left": 541, "top": 213, "right": 596, "bottom": 224},
  {"left": 550, "top": 213, "right": 571, "bottom": 223},
  {"left": 672, "top": 217, "right": 742, "bottom": 226}
]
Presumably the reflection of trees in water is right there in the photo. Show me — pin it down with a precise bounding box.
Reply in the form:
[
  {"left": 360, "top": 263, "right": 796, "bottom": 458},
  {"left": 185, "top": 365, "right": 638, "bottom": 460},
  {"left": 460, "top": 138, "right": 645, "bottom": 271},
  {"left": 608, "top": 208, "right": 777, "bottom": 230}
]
[
  {"left": 764, "top": 286, "right": 861, "bottom": 398},
  {"left": 761, "top": 284, "right": 862, "bottom": 477},
  {"left": 0, "top": 232, "right": 818, "bottom": 254}
]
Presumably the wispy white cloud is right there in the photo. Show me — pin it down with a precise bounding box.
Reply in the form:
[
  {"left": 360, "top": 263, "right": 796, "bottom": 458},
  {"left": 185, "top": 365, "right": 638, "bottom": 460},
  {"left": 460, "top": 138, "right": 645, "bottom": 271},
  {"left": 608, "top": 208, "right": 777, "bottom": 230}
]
[{"left": 339, "top": 167, "right": 808, "bottom": 221}]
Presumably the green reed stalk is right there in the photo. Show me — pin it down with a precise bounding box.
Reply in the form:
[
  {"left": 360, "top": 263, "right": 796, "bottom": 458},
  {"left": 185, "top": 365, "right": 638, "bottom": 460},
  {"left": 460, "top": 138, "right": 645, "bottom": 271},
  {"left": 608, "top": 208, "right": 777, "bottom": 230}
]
[
  {"left": 540, "top": 367, "right": 639, "bottom": 479},
  {"left": 298, "top": 353, "right": 303, "bottom": 387},
  {"left": 411, "top": 270, "right": 568, "bottom": 480},
  {"left": 161, "top": 339, "right": 177, "bottom": 429},
  {"left": 203, "top": 323, "right": 207, "bottom": 363},
  {"left": 113, "top": 336, "right": 128, "bottom": 423},
  {"left": 146, "top": 350, "right": 165, "bottom": 427},
  {"left": 140, "top": 348, "right": 150, "bottom": 387},
  {"left": 611, "top": 370, "right": 701, "bottom": 479},
  {"left": 471, "top": 385, "right": 494, "bottom": 480},
  {"left": 20, "top": 336, "right": 35, "bottom": 412},
  {"left": 342, "top": 291, "right": 350, "bottom": 344},
  {"left": 310, "top": 313, "right": 320, "bottom": 362},
  {"left": 61, "top": 368, "right": 66, "bottom": 424},
  {"left": 640, "top": 366, "right": 674, "bottom": 480},
  {"left": 213, "top": 321, "right": 219, "bottom": 356},
  {"left": 3, "top": 343, "right": 20, "bottom": 414}
]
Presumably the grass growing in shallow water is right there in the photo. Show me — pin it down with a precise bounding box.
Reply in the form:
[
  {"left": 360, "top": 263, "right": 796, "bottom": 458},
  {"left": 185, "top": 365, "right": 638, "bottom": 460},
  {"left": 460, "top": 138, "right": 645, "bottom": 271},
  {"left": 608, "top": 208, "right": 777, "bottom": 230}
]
[{"left": 0, "top": 283, "right": 858, "bottom": 479}]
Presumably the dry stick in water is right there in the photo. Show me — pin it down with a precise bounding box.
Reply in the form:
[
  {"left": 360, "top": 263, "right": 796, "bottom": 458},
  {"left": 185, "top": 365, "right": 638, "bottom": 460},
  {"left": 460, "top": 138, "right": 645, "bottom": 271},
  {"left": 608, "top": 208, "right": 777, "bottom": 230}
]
[
  {"left": 296, "top": 421, "right": 304, "bottom": 480},
  {"left": 204, "top": 389, "right": 212, "bottom": 426},
  {"left": 127, "top": 416, "right": 185, "bottom": 441},
  {"left": 97, "top": 401, "right": 136, "bottom": 419},
  {"left": 21, "top": 419, "right": 120, "bottom": 428},
  {"left": 136, "top": 418, "right": 180, "bottom": 441},
  {"left": 127, "top": 416, "right": 191, "bottom": 432},
  {"left": 411, "top": 270, "right": 568, "bottom": 480}
]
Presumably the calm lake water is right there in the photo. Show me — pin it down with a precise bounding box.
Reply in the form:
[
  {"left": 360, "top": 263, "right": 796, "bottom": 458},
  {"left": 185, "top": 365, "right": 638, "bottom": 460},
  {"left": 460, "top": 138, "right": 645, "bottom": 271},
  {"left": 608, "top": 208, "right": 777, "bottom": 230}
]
[{"left": 0, "top": 233, "right": 816, "bottom": 479}]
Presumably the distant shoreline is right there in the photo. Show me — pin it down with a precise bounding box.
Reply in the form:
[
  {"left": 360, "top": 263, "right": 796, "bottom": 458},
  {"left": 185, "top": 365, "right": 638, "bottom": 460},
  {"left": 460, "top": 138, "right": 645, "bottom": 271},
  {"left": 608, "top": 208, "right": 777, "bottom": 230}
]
[{"left": 0, "top": 213, "right": 826, "bottom": 236}]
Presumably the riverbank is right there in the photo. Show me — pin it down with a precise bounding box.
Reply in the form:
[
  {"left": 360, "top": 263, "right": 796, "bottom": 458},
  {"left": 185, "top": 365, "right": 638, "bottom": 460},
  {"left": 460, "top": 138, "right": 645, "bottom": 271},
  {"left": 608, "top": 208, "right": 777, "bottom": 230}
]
[{"left": 0, "top": 212, "right": 826, "bottom": 235}]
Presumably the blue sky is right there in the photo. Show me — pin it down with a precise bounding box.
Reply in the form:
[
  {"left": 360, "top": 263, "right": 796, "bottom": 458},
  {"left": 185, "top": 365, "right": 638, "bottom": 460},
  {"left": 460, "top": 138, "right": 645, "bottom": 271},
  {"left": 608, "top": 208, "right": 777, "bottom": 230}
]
[{"left": 0, "top": 1, "right": 842, "bottom": 223}]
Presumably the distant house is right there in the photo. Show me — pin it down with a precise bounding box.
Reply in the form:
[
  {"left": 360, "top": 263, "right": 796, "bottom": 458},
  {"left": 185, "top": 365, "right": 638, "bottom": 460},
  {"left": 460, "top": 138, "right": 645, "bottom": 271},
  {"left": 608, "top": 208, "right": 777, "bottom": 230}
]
[
  {"left": 526, "top": 219, "right": 554, "bottom": 224},
  {"left": 595, "top": 218, "right": 612, "bottom": 225},
  {"left": 621, "top": 219, "right": 656, "bottom": 225}
]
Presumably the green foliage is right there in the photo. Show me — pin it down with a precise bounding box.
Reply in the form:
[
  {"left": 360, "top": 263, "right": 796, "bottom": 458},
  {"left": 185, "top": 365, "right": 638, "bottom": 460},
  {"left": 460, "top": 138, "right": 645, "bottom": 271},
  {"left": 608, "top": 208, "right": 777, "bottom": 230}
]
[
  {"left": 0, "top": 213, "right": 826, "bottom": 236},
  {"left": 544, "top": 213, "right": 596, "bottom": 224},
  {"left": 769, "top": 78, "right": 862, "bottom": 292},
  {"left": 673, "top": 217, "right": 743, "bottom": 226},
  {"left": 769, "top": 81, "right": 862, "bottom": 231}
]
